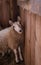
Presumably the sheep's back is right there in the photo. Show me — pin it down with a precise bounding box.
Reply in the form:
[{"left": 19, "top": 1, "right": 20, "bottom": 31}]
[
  {"left": 0, "top": 37, "right": 8, "bottom": 53},
  {"left": 0, "top": 27, "right": 10, "bottom": 37},
  {"left": 0, "top": 27, "right": 10, "bottom": 53}
]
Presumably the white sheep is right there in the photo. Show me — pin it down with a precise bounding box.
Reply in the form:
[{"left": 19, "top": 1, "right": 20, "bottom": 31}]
[{"left": 0, "top": 16, "right": 24, "bottom": 63}]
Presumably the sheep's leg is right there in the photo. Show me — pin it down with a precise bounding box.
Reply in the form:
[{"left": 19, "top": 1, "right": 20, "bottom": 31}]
[
  {"left": 8, "top": 48, "right": 11, "bottom": 53},
  {"left": 2, "top": 52, "right": 5, "bottom": 56},
  {"left": 18, "top": 46, "right": 23, "bottom": 61},
  {"left": 13, "top": 49, "right": 19, "bottom": 63},
  {"left": 0, "top": 52, "right": 4, "bottom": 57}
]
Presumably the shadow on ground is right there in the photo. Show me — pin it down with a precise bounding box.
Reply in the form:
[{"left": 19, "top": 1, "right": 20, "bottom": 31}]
[{"left": 0, "top": 49, "right": 25, "bottom": 65}]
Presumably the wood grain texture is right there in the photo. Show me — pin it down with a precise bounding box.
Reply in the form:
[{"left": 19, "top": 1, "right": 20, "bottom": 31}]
[
  {"left": 1, "top": 0, "right": 9, "bottom": 27},
  {"left": 0, "top": 0, "right": 17, "bottom": 28},
  {"left": 19, "top": 2, "right": 41, "bottom": 65},
  {"left": 25, "top": 10, "right": 31, "bottom": 65},
  {"left": 30, "top": 13, "right": 36, "bottom": 65},
  {"left": 20, "top": 7, "right": 25, "bottom": 26},
  {"left": 35, "top": 15, "right": 41, "bottom": 65}
]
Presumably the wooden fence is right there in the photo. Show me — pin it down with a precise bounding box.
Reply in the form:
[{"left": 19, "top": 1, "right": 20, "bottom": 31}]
[
  {"left": 18, "top": 1, "right": 41, "bottom": 65},
  {"left": 0, "top": 0, "right": 17, "bottom": 28}
]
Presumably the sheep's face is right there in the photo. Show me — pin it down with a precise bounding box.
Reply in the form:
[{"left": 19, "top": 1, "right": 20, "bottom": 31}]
[
  {"left": 13, "top": 22, "right": 23, "bottom": 34},
  {"left": 9, "top": 20, "right": 23, "bottom": 34}
]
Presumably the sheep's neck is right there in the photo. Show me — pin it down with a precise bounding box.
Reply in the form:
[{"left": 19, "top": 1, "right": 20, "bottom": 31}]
[{"left": 9, "top": 28, "right": 21, "bottom": 41}]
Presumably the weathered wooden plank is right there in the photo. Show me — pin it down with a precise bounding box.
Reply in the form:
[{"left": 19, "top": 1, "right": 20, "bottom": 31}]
[
  {"left": 1, "top": 0, "right": 9, "bottom": 27},
  {"left": 18, "top": 2, "right": 41, "bottom": 65},
  {"left": 0, "top": 0, "right": 17, "bottom": 28},
  {"left": 20, "top": 7, "right": 25, "bottom": 26},
  {"left": 9, "top": 0, "right": 17, "bottom": 21},
  {"left": 35, "top": 15, "right": 41, "bottom": 65},
  {"left": 25, "top": 10, "right": 31, "bottom": 65},
  {"left": 30, "top": 13, "right": 36, "bottom": 65},
  {"left": 0, "top": 0, "right": 3, "bottom": 23}
]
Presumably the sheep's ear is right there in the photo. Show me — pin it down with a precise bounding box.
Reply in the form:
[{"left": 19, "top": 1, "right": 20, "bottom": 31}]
[
  {"left": 9, "top": 20, "right": 13, "bottom": 25},
  {"left": 17, "top": 16, "right": 21, "bottom": 22}
]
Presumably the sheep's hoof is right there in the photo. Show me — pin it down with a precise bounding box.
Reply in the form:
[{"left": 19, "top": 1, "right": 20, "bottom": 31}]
[
  {"left": 20, "top": 58, "right": 24, "bottom": 62},
  {"left": 15, "top": 58, "right": 19, "bottom": 64}
]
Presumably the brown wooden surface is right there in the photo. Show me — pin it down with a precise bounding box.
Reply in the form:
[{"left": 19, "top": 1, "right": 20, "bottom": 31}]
[
  {"left": 19, "top": 6, "right": 31, "bottom": 65},
  {"left": 25, "top": 10, "right": 31, "bottom": 65},
  {"left": 9, "top": 0, "right": 17, "bottom": 21},
  {"left": 20, "top": 7, "right": 25, "bottom": 26},
  {"left": 30, "top": 13, "right": 36, "bottom": 65},
  {"left": 25, "top": 10, "right": 41, "bottom": 65},
  {"left": 35, "top": 15, "right": 41, "bottom": 65},
  {"left": 19, "top": 4, "right": 37, "bottom": 65},
  {"left": 25, "top": 11, "right": 36, "bottom": 65},
  {"left": 0, "top": 0, "right": 17, "bottom": 28},
  {"left": 1, "top": 0, "right": 9, "bottom": 27}
]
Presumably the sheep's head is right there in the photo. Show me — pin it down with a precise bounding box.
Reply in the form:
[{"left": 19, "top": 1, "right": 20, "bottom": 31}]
[{"left": 9, "top": 16, "right": 23, "bottom": 34}]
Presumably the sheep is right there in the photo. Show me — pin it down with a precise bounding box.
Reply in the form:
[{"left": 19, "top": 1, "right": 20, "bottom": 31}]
[{"left": 0, "top": 16, "right": 24, "bottom": 63}]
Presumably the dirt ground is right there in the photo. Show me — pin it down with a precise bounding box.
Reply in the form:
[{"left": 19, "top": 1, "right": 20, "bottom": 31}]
[{"left": 0, "top": 49, "right": 25, "bottom": 65}]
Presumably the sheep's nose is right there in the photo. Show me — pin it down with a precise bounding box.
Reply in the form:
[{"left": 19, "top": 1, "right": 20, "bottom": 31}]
[{"left": 20, "top": 30, "right": 22, "bottom": 32}]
